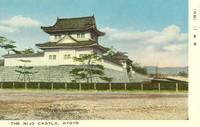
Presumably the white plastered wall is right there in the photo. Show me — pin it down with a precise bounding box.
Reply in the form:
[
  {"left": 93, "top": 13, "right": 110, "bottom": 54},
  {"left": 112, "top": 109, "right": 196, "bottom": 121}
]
[
  {"left": 4, "top": 57, "right": 44, "bottom": 66},
  {"left": 4, "top": 48, "right": 124, "bottom": 71},
  {"left": 49, "top": 32, "right": 92, "bottom": 43}
]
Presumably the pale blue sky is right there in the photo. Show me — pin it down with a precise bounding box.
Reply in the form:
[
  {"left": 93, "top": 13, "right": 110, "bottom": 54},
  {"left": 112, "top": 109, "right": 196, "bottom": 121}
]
[{"left": 0, "top": 0, "right": 188, "bottom": 67}]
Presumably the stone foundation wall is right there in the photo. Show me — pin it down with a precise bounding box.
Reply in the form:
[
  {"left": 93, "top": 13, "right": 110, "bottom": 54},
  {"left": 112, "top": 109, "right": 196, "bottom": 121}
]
[
  {"left": 0, "top": 66, "right": 150, "bottom": 83},
  {"left": 0, "top": 66, "right": 130, "bottom": 83}
]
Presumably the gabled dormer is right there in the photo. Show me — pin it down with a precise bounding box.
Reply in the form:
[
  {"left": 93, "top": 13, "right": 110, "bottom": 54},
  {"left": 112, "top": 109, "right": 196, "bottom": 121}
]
[{"left": 41, "top": 16, "right": 105, "bottom": 43}]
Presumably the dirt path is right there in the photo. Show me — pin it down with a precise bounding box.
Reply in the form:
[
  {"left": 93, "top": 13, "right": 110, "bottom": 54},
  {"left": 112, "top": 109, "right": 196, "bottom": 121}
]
[{"left": 0, "top": 90, "right": 188, "bottom": 120}]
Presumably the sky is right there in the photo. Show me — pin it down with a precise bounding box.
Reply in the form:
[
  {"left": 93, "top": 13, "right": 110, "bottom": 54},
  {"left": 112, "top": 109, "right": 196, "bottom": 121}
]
[{"left": 0, "top": 0, "right": 188, "bottom": 67}]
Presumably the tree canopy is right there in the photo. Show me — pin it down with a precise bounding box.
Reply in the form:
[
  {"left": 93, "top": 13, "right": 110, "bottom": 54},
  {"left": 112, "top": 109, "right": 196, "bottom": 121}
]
[
  {"left": 15, "top": 59, "right": 38, "bottom": 82},
  {"left": 177, "top": 71, "right": 188, "bottom": 77},
  {"left": 0, "top": 36, "right": 19, "bottom": 54},
  {"left": 130, "top": 62, "right": 147, "bottom": 75},
  {"left": 20, "top": 48, "right": 35, "bottom": 54},
  {"left": 70, "top": 53, "right": 112, "bottom": 83}
]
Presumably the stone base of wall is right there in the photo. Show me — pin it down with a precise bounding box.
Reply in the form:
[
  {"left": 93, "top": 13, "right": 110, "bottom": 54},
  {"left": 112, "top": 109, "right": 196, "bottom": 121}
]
[
  {"left": 0, "top": 66, "right": 150, "bottom": 83},
  {"left": 0, "top": 66, "right": 128, "bottom": 83}
]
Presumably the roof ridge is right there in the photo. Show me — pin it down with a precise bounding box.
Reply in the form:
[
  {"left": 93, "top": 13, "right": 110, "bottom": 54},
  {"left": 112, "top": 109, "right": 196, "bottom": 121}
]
[{"left": 58, "top": 15, "right": 94, "bottom": 20}]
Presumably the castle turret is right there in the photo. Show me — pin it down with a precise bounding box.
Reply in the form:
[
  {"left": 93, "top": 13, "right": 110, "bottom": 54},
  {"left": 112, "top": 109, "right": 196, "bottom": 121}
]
[{"left": 40, "top": 16, "right": 105, "bottom": 43}]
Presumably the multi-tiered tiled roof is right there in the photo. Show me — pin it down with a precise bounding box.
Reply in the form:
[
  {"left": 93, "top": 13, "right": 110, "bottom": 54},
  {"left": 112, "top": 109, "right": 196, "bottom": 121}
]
[{"left": 41, "top": 16, "right": 105, "bottom": 36}]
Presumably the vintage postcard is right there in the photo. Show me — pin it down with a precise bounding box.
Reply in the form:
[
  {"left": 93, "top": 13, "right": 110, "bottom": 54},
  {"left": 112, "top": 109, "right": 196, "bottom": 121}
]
[{"left": 0, "top": 0, "right": 199, "bottom": 127}]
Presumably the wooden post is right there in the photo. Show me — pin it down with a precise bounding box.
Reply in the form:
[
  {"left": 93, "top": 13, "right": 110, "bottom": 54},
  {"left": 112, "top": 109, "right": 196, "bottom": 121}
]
[
  {"left": 158, "top": 83, "right": 160, "bottom": 92},
  {"left": 109, "top": 83, "right": 111, "bottom": 91},
  {"left": 94, "top": 83, "right": 96, "bottom": 90},
  {"left": 1, "top": 82, "right": 3, "bottom": 89},
  {"left": 38, "top": 82, "right": 40, "bottom": 89},
  {"left": 124, "top": 83, "right": 127, "bottom": 91},
  {"left": 65, "top": 83, "right": 67, "bottom": 90},
  {"left": 51, "top": 83, "right": 54, "bottom": 90},
  {"left": 176, "top": 83, "right": 179, "bottom": 92},
  {"left": 79, "top": 83, "right": 82, "bottom": 91},
  {"left": 13, "top": 82, "right": 15, "bottom": 89},
  {"left": 25, "top": 82, "right": 27, "bottom": 89},
  {"left": 141, "top": 83, "right": 143, "bottom": 91},
  {"left": 1, "top": 82, "right": 2, "bottom": 89}
]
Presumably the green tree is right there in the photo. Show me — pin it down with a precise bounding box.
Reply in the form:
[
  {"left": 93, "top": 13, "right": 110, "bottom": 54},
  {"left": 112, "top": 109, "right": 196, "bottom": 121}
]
[
  {"left": 131, "top": 62, "right": 147, "bottom": 75},
  {"left": 0, "top": 36, "right": 37, "bottom": 55},
  {"left": 70, "top": 53, "right": 112, "bottom": 83},
  {"left": 0, "top": 36, "right": 20, "bottom": 54},
  {"left": 102, "top": 46, "right": 117, "bottom": 58},
  {"left": 15, "top": 59, "right": 38, "bottom": 83},
  {"left": 20, "top": 48, "right": 35, "bottom": 54},
  {"left": 177, "top": 71, "right": 188, "bottom": 77}
]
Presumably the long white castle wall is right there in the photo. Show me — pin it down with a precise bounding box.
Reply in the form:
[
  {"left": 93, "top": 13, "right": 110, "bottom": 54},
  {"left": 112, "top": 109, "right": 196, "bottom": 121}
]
[
  {"left": 4, "top": 49, "right": 124, "bottom": 71},
  {"left": 4, "top": 57, "right": 44, "bottom": 66},
  {"left": 43, "top": 48, "right": 94, "bottom": 65}
]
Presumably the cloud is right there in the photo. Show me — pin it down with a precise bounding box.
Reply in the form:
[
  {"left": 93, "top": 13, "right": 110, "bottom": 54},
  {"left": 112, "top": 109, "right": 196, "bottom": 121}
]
[
  {"left": 134, "top": 48, "right": 187, "bottom": 67},
  {"left": 163, "top": 43, "right": 187, "bottom": 52},
  {"left": 0, "top": 25, "right": 17, "bottom": 33},
  {"left": 102, "top": 25, "right": 187, "bottom": 43},
  {"left": 0, "top": 15, "right": 40, "bottom": 33},
  {"left": 102, "top": 25, "right": 188, "bottom": 52},
  {"left": 102, "top": 27, "right": 158, "bottom": 42},
  {"left": 101, "top": 25, "right": 188, "bottom": 67}
]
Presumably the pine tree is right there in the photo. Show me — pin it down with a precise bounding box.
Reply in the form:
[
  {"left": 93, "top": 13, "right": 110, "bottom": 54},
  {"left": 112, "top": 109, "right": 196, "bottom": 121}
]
[
  {"left": 0, "top": 36, "right": 20, "bottom": 54},
  {"left": 15, "top": 60, "right": 38, "bottom": 83},
  {"left": 70, "top": 53, "right": 112, "bottom": 83}
]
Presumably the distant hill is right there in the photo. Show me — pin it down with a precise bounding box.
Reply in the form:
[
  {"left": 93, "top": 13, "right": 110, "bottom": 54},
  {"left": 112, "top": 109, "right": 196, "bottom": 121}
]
[{"left": 145, "top": 66, "right": 188, "bottom": 75}]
